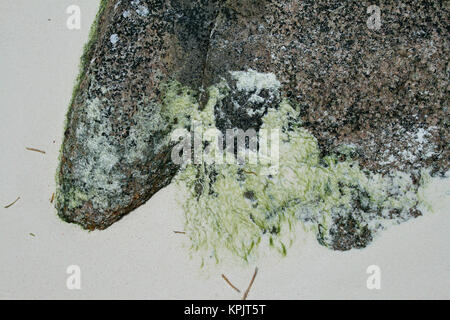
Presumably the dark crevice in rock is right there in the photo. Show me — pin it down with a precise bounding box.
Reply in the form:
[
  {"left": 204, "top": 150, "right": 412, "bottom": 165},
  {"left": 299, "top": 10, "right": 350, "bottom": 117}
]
[{"left": 164, "top": 0, "right": 226, "bottom": 91}]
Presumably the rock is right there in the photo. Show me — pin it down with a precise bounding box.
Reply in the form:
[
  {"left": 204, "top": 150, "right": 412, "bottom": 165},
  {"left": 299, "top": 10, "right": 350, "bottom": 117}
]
[
  {"left": 204, "top": 0, "right": 448, "bottom": 176},
  {"left": 57, "top": 0, "right": 448, "bottom": 248},
  {"left": 56, "top": 0, "right": 223, "bottom": 229}
]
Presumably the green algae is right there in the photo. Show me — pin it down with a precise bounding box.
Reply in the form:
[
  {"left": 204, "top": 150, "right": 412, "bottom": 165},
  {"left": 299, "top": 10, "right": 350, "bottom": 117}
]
[{"left": 162, "top": 72, "right": 430, "bottom": 264}]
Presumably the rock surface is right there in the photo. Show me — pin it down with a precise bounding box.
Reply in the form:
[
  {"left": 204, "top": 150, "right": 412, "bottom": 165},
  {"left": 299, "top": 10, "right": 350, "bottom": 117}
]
[
  {"left": 56, "top": 0, "right": 223, "bottom": 229},
  {"left": 57, "top": 0, "right": 448, "bottom": 244},
  {"left": 204, "top": 0, "right": 448, "bottom": 176}
]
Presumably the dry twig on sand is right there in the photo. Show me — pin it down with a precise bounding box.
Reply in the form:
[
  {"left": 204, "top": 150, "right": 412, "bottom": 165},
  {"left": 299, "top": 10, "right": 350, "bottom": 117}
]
[
  {"left": 4, "top": 196, "right": 20, "bottom": 208},
  {"left": 26, "top": 147, "right": 46, "bottom": 154},
  {"left": 242, "top": 267, "right": 258, "bottom": 300},
  {"left": 221, "top": 274, "right": 241, "bottom": 293}
]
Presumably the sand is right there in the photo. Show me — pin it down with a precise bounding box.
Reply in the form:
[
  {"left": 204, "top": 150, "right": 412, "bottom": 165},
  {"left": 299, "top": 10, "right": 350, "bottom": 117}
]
[{"left": 0, "top": 0, "right": 449, "bottom": 299}]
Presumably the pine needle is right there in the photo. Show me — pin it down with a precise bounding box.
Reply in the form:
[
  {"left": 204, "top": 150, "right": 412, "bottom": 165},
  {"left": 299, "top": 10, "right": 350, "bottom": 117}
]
[
  {"left": 221, "top": 274, "right": 241, "bottom": 293},
  {"left": 242, "top": 267, "right": 258, "bottom": 300},
  {"left": 4, "top": 196, "right": 20, "bottom": 208},
  {"left": 26, "top": 147, "right": 46, "bottom": 154}
]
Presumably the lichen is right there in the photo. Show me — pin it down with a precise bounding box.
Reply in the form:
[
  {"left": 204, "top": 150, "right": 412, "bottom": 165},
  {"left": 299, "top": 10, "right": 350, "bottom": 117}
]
[
  {"left": 55, "top": 0, "right": 109, "bottom": 212},
  {"left": 230, "top": 69, "right": 281, "bottom": 105},
  {"left": 66, "top": 94, "right": 128, "bottom": 210}
]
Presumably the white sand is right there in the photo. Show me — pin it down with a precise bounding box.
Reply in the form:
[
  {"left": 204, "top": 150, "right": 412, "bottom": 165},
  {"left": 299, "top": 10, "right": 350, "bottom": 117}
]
[{"left": 0, "top": 0, "right": 449, "bottom": 300}]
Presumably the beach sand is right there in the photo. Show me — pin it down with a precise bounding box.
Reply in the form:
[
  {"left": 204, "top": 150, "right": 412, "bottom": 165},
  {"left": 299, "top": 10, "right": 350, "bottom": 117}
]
[{"left": 0, "top": 0, "right": 449, "bottom": 299}]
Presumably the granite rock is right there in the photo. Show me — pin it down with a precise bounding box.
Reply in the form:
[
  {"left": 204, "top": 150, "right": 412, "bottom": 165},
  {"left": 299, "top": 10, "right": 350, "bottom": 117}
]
[
  {"left": 204, "top": 0, "right": 448, "bottom": 176},
  {"left": 56, "top": 0, "right": 223, "bottom": 229},
  {"left": 57, "top": 0, "right": 448, "bottom": 247}
]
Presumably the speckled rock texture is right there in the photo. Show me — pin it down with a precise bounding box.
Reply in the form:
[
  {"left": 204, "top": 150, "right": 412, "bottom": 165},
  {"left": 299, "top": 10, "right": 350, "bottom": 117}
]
[
  {"left": 58, "top": 0, "right": 448, "bottom": 241},
  {"left": 57, "top": 0, "right": 223, "bottom": 229},
  {"left": 203, "top": 0, "right": 448, "bottom": 176}
]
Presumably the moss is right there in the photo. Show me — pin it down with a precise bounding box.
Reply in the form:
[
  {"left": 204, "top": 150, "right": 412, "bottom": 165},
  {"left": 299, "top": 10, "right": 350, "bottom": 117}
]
[{"left": 70, "top": 0, "right": 109, "bottom": 107}]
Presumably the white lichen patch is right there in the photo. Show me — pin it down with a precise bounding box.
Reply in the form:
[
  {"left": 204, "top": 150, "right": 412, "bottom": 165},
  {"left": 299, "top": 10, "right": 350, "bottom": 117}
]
[
  {"left": 60, "top": 72, "right": 176, "bottom": 212},
  {"left": 124, "top": 101, "right": 167, "bottom": 163},
  {"left": 377, "top": 125, "right": 439, "bottom": 168},
  {"left": 230, "top": 69, "right": 281, "bottom": 109},
  {"left": 131, "top": 0, "right": 150, "bottom": 18},
  {"left": 70, "top": 97, "right": 128, "bottom": 210},
  {"left": 230, "top": 69, "right": 281, "bottom": 93},
  {"left": 110, "top": 34, "right": 119, "bottom": 45},
  {"left": 136, "top": 5, "right": 149, "bottom": 17}
]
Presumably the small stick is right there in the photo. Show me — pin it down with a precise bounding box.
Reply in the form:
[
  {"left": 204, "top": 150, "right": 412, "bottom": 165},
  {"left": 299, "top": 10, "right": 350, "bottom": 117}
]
[
  {"left": 242, "top": 267, "right": 258, "bottom": 300},
  {"left": 4, "top": 196, "right": 20, "bottom": 208},
  {"left": 50, "top": 193, "right": 55, "bottom": 203},
  {"left": 173, "top": 231, "right": 186, "bottom": 234},
  {"left": 26, "top": 147, "right": 46, "bottom": 154},
  {"left": 221, "top": 274, "right": 241, "bottom": 293}
]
